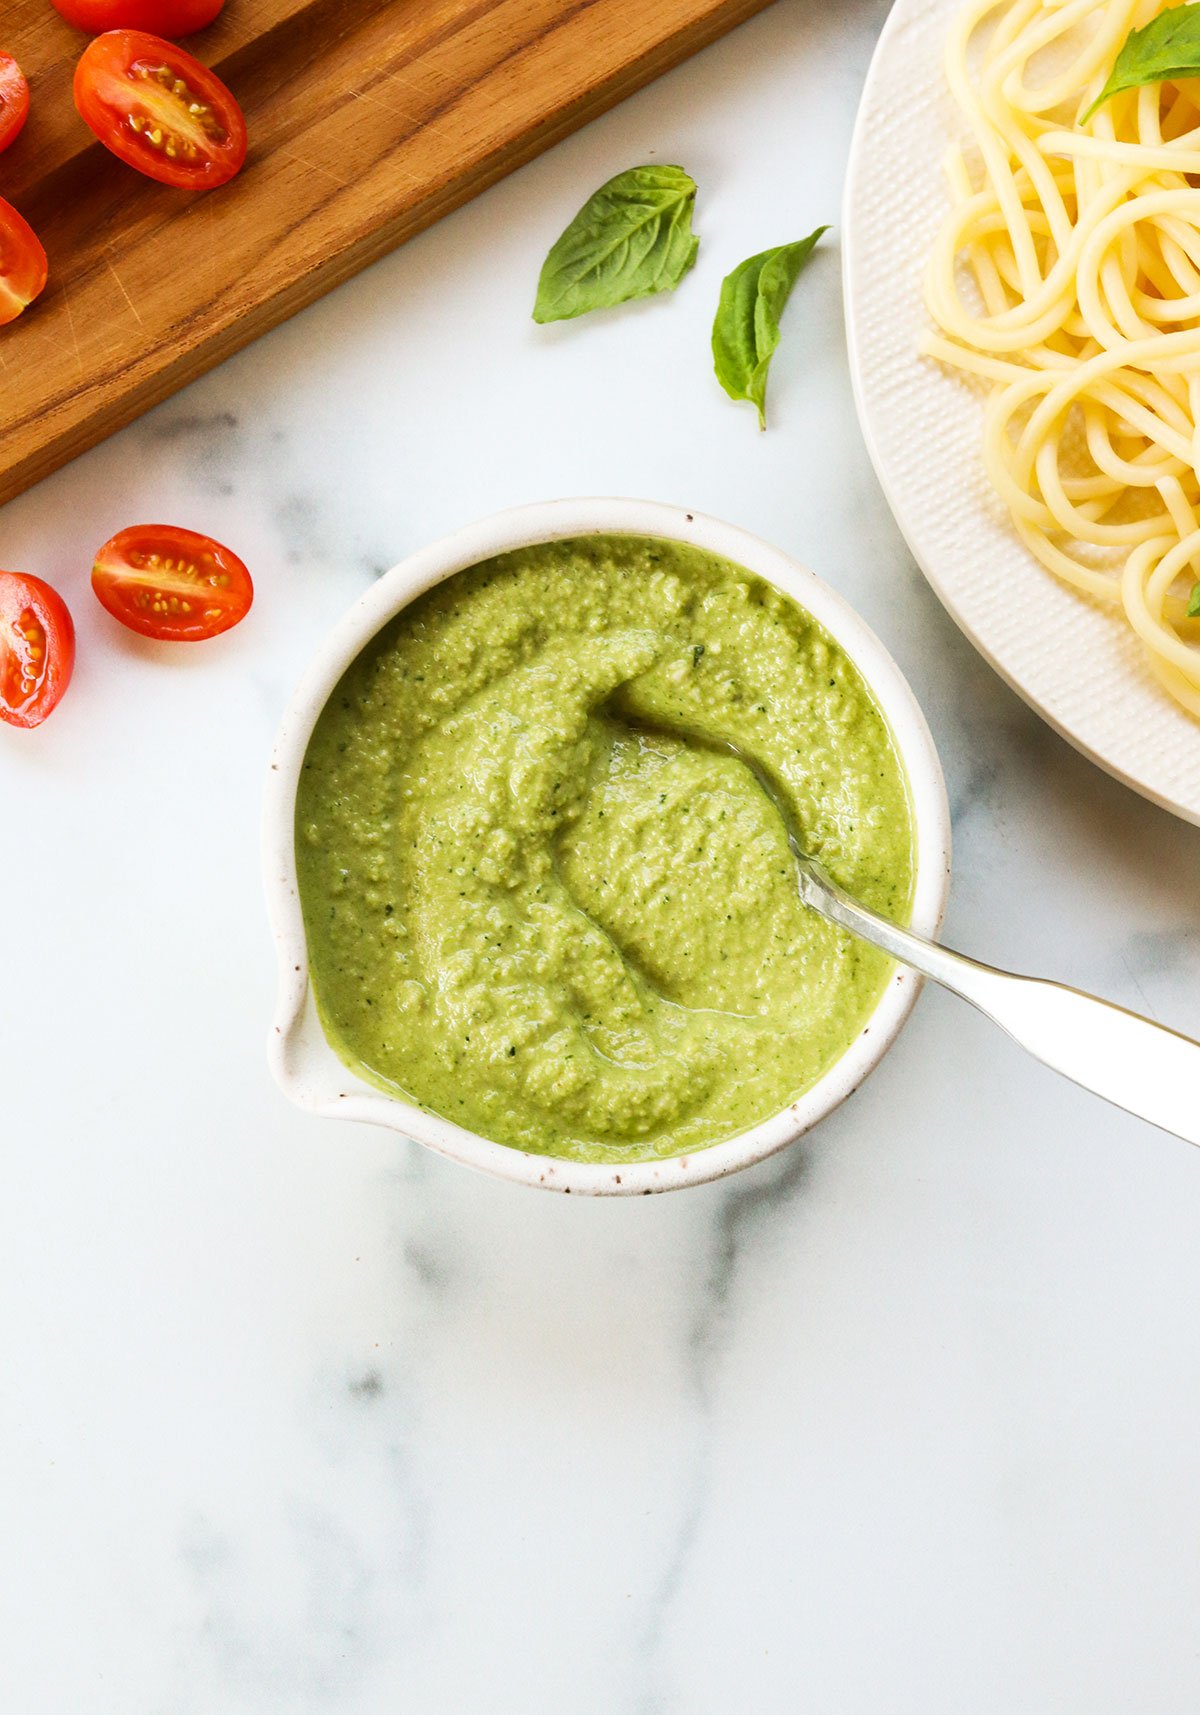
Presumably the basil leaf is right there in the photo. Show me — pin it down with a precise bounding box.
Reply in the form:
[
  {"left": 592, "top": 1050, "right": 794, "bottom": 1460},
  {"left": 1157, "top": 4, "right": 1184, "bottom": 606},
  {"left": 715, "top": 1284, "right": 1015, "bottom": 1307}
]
[
  {"left": 532, "top": 165, "right": 699, "bottom": 324},
  {"left": 1188, "top": 582, "right": 1200, "bottom": 619},
  {"left": 711, "top": 227, "right": 828, "bottom": 428},
  {"left": 1083, "top": 4, "right": 1200, "bottom": 119}
]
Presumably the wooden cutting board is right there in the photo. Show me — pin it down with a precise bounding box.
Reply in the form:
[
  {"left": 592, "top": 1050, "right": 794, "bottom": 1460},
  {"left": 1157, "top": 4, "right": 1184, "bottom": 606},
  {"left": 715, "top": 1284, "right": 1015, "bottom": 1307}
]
[{"left": 0, "top": 0, "right": 774, "bottom": 506}]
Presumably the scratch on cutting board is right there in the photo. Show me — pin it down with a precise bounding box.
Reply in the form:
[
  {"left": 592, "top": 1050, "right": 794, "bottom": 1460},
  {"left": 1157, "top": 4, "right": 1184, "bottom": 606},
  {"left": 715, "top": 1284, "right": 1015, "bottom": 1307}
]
[
  {"left": 57, "top": 277, "right": 84, "bottom": 379},
  {"left": 277, "top": 149, "right": 352, "bottom": 190},
  {"left": 104, "top": 255, "right": 145, "bottom": 329},
  {"left": 348, "top": 84, "right": 424, "bottom": 128},
  {"left": 204, "top": 198, "right": 221, "bottom": 300}
]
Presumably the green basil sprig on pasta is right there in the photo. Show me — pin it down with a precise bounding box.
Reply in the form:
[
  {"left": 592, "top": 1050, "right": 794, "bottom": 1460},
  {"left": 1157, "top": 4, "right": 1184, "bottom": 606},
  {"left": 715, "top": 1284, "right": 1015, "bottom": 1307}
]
[{"left": 1083, "top": 3, "right": 1200, "bottom": 119}]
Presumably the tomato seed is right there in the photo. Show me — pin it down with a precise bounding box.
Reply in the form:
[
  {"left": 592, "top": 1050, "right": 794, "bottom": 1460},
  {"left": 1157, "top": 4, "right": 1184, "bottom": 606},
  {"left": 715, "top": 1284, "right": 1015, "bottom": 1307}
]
[{"left": 130, "top": 61, "right": 226, "bottom": 149}]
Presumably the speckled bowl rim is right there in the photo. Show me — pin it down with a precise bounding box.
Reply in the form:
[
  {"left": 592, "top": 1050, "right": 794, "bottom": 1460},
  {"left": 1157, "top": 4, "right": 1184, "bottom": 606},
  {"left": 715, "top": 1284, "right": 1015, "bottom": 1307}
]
[{"left": 264, "top": 498, "right": 951, "bottom": 1195}]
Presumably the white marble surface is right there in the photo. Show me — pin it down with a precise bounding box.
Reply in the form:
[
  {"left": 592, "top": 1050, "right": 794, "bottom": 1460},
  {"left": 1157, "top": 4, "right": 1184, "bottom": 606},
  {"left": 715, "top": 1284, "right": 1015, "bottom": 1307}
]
[{"left": 4, "top": 2, "right": 1200, "bottom": 1709}]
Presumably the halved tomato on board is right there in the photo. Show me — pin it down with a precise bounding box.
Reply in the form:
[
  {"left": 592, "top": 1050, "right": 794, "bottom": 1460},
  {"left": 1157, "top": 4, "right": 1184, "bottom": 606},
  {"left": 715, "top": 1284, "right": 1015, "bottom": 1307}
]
[
  {"left": 73, "top": 30, "right": 246, "bottom": 189},
  {"left": 0, "top": 199, "right": 48, "bottom": 326},
  {"left": 92, "top": 525, "right": 253, "bottom": 641},
  {"left": 0, "top": 54, "right": 30, "bottom": 153},
  {"left": 0, "top": 573, "right": 76, "bottom": 729},
  {"left": 52, "top": 0, "right": 225, "bottom": 34}
]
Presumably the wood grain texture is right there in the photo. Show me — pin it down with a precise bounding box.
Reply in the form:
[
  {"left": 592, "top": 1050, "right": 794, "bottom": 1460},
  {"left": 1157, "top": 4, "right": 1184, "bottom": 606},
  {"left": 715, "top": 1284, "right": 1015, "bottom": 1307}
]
[{"left": 0, "top": 0, "right": 774, "bottom": 504}]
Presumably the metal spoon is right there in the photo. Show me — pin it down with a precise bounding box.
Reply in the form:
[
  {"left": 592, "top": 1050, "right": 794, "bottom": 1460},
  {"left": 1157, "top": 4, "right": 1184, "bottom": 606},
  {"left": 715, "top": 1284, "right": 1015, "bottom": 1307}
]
[{"left": 710, "top": 733, "right": 1200, "bottom": 1148}]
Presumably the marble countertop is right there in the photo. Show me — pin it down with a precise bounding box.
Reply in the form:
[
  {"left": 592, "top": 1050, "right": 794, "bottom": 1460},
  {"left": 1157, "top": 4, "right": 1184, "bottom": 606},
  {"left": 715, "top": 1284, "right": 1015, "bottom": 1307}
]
[{"left": 5, "top": 2, "right": 1200, "bottom": 1709}]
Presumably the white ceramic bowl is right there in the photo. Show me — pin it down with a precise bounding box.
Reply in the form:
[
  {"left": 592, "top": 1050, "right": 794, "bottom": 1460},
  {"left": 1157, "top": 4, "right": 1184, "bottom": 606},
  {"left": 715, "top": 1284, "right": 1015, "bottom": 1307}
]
[{"left": 264, "top": 499, "right": 951, "bottom": 1195}]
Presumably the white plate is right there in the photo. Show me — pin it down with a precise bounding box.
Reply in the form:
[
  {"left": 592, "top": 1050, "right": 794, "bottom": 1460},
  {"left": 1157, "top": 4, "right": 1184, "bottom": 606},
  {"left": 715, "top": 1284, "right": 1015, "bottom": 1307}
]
[{"left": 843, "top": 0, "right": 1200, "bottom": 828}]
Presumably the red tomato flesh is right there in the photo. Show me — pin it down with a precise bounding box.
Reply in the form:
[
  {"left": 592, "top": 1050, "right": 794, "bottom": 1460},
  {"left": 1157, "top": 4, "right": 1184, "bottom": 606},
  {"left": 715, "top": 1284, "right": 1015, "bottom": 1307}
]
[
  {"left": 0, "top": 573, "right": 76, "bottom": 729},
  {"left": 0, "top": 54, "right": 30, "bottom": 153},
  {"left": 74, "top": 30, "right": 246, "bottom": 190},
  {"left": 52, "top": 0, "right": 225, "bottom": 35},
  {"left": 0, "top": 198, "right": 48, "bottom": 326},
  {"left": 92, "top": 525, "right": 253, "bottom": 641}
]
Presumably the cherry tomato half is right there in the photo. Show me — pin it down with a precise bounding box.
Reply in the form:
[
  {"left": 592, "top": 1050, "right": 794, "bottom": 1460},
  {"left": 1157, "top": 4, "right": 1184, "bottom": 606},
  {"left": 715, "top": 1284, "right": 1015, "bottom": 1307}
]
[
  {"left": 0, "top": 572, "right": 76, "bottom": 728},
  {"left": 0, "top": 54, "right": 30, "bottom": 153},
  {"left": 52, "top": 0, "right": 225, "bottom": 35},
  {"left": 73, "top": 30, "right": 246, "bottom": 190},
  {"left": 0, "top": 199, "right": 48, "bottom": 326},
  {"left": 92, "top": 525, "right": 253, "bottom": 641}
]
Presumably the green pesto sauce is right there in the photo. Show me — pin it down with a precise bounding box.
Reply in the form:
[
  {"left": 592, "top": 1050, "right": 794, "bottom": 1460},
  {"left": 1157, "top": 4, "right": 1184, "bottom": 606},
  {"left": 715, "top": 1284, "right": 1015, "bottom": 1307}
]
[{"left": 295, "top": 535, "right": 915, "bottom": 1163}]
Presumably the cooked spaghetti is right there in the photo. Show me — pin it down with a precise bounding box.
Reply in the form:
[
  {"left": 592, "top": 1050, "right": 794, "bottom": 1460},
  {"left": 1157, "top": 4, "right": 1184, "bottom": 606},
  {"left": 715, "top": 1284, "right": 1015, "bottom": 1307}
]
[{"left": 923, "top": 0, "right": 1200, "bottom": 716}]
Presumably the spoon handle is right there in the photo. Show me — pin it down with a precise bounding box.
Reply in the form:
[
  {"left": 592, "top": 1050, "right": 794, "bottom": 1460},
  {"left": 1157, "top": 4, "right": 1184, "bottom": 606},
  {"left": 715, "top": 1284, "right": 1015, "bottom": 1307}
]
[{"left": 798, "top": 866, "right": 1200, "bottom": 1147}]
